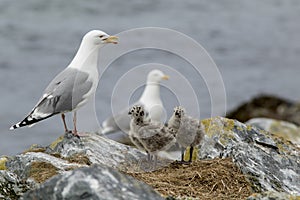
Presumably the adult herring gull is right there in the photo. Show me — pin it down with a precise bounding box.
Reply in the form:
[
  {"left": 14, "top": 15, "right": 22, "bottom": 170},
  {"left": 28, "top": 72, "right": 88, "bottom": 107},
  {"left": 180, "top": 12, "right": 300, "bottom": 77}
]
[
  {"left": 10, "top": 30, "right": 118, "bottom": 136},
  {"left": 101, "top": 69, "right": 169, "bottom": 135}
]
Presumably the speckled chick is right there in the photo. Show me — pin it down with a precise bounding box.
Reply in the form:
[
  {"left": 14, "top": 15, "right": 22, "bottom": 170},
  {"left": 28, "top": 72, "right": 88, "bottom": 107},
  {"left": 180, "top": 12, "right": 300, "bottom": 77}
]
[
  {"left": 128, "top": 105, "right": 149, "bottom": 153},
  {"left": 168, "top": 106, "right": 205, "bottom": 162},
  {"left": 129, "top": 105, "right": 176, "bottom": 167}
]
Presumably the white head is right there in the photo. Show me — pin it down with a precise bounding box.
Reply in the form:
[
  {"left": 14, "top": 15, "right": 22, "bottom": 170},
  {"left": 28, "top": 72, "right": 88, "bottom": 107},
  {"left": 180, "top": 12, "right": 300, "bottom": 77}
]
[
  {"left": 82, "top": 30, "right": 118, "bottom": 47},
  {"left": 147, "top": 69, "right": 169, "bottom": 84}
]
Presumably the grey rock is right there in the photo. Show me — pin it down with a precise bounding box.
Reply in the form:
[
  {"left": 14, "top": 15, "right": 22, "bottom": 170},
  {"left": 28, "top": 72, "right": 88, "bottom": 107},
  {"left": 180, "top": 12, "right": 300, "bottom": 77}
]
[
  {"left": 247, "top": 191, "right": 300, "bottom": 200},
  {"left": 23, "top": 164, "right": 163, "bottom": 200},
  {"left": 5, "top": 132, "right": 153, "bottom": 185},
  {"left": 200, "top": 117, "right": 300, "bottom": 195},
  {"left": 1, "top": 132, "right": 166, "bottom": 199},
  {"left": 0, "top": 170, "right": 34, "bottom": 199},
  {"left": 4, "top": 116, "right": 300, "bottom": 199},
  {"left": 6, "top": 152, "right": 85, "bottom": 181},
  {"left": 247, "top": 118, "right": 300, "bottom": 147},
  {"left": 46, "top": 132, "right": 148, "bottom": 171},
  {"left": 226, "top": 94, "right": 300, "bottom": 126},
  {"left": 226, "top": 95, "right": 294, "bottom": 123}
]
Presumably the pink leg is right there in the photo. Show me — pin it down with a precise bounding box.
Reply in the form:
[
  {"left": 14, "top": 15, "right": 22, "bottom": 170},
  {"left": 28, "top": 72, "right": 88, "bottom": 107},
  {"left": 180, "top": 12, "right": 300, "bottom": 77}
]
[
  {"left": 61, "top": 113, "right": 69, "bottom": 133},
  {"left": 72, "top": 111, "right": 87, "bottom": 137},
  {"left": 73, "top": 111, "right": 79, "bottom": 136}
]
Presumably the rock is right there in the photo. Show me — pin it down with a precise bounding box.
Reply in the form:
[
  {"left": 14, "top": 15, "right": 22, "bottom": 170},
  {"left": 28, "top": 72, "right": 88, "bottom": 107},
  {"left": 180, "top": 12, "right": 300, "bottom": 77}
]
[
  {"left": 46, "top": 132, "right": 166, "bottom": 171},
  {"left": 226, "top": 94, "right": 300, "bottom": 125},
  {"left": 0, "top": 170, "right": 34, "bottom": 199},
  {"left": 200, "top": 117, "right": 300, "bottom": 195},
  {"left": 1, "top": 132, "right": 170, "bottom": 199},
  {"left": 0, "top": 156, "right": 8, "bottom": 170},
  {"left": 23, "top": 164, "right": 163, "bottom": 200},
  {"left": 247, "top": 191, "right": 300, "bottom": 200},
  {"left": 5, "top": 132, "right": 157, "bottom": 184},
  {"left": 2, "top": 117, "right": 300, "bottom": 199},
  {"left": 6, "top": 152, "right": 85, "bottom": 183},
  {"left": 247, "top": 118, "right": 300, "bottom": 147}
]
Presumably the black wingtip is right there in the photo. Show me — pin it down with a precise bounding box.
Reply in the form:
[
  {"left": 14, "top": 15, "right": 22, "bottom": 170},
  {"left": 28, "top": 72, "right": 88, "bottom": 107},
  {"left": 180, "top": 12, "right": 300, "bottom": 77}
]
[
  {"left": 9, "top": 124, "right": 18, "bottom": 130},
  {"left": 10, "top": 114, "right": 54, "bottom": 130}
]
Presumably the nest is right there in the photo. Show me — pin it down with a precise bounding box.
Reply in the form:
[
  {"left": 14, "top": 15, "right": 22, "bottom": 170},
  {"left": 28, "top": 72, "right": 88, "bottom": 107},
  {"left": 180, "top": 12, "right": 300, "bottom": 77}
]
[{"left": 128, "top": 158, "right": 252, "bottom": 199}]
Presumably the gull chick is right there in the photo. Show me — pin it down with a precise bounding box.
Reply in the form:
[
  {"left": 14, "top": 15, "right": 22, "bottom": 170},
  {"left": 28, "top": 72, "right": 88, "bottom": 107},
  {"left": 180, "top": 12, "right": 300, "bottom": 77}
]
[
  {"left": 168, "top": 106, "right": 204, "bottom": 162},
  {"left": 128, "top": 105, "right": 148, "bottom": 153},
  {"left": 129, "top": 105, "right": 176, "bottom": 167},
  {"left": 10, "top": 30, "right": 118, "bottom": 136},
  {"left": 101, "top": 69, "right": 169, "bottom": 135}
]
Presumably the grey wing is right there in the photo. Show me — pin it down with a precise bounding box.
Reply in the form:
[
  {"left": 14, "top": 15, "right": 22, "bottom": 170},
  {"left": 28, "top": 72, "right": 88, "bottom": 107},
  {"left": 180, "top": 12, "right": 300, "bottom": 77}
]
[
  {"left": 33, "top": 68, "right": 93, "bottom": 116},
  {"left": 101, "top": 101, "right": 145, "bottom": 134},
  {"left": 9, "top": 68, "right": 93, "bottom": 129},
  {"left": 101, "top": 106, "right": 132, "bottom": 134}
]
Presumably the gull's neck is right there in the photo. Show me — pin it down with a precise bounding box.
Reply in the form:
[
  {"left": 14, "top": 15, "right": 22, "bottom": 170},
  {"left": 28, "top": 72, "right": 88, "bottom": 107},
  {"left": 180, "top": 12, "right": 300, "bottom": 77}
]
[
  {"left": 133, "top": 115, "right": 149, "bottom": 127},
  {"left": 68, "top": 40, "right": 100, "bottom": 72},
  {"left": 168, "top": 115, "right": 181, "bottom": 130},
  {"left": 140, "top": 81, "right": 161, "bottom": 103}
]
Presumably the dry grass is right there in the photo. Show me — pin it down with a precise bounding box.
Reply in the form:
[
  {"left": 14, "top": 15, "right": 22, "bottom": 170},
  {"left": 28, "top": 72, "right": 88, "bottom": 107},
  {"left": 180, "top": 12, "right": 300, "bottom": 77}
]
[
  {"left": 65, "top": 153, "right": 92, "bottom": 165},
  {"left": 128, "top": 158, "right": 252, "bottom": 199},
  {"left": 29, "top": 162, "right": 59, "bottom": 183}
]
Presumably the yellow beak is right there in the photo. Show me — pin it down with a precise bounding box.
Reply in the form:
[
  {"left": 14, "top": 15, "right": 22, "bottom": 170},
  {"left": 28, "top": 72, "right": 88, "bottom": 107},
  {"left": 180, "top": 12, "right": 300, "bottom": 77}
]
[
  {"left": 105, "top": 36, "right": 118, "bottom": 44},
  {"left": 162, "top": 75, "right": 169, "bottom": 80}
]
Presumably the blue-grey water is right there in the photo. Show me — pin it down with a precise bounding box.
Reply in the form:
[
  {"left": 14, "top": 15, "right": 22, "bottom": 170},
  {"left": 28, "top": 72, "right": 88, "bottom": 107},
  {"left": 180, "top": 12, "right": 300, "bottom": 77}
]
[{"left": 1, "top": 0, "right": 300, "bottom": 155}]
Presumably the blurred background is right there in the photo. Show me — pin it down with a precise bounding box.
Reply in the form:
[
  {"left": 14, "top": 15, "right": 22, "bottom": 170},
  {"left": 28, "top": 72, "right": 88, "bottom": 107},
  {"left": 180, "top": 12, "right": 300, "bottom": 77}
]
[{"left": 1, "top": 0, "right": 300, "bottom": 155}]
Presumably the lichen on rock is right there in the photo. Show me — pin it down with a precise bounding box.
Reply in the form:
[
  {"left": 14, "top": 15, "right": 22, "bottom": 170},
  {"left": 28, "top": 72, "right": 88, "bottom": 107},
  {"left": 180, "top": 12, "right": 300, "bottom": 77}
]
[
  {"left": 247, "top": 118, "right": 300, "bottom": 147},
  {"left": 22, "top": 144, "right": 46, "bottom": 154},
  {"left": 199, "top": 117, "right": 300, "bottom": 195},
  {"left": 1, "top": 116, "right": 299, "bottom": 199},
  {"left": 0, "top": 156, "right": 8, "bottom": 170}
]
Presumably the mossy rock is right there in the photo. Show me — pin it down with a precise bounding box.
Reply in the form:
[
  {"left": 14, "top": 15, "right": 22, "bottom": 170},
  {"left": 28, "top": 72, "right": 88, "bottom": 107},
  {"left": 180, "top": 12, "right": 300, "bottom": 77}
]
[
  {"left": 23, "top": 144, "right": 46, "bottom": 154},
  {"left": 29, "top": 161, "right": 59, "bottom": 183},
  {"left": 48, "top": 136, "right": 64, "bottom": 150},
  {"left": 65, "top": 153, "right": 92, "bottom": 165},
  {"left": 199, "top": 117, "right": 300, "bottom": 195},
  {"left": 0, "top": 156, "right": 8, "bottom": 170}
]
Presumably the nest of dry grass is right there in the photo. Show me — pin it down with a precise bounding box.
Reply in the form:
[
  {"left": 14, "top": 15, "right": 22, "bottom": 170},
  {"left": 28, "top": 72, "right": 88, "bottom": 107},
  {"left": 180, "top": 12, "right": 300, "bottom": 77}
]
[{"left": 128, "top": 158, "right": 252, "bottom": 199}]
